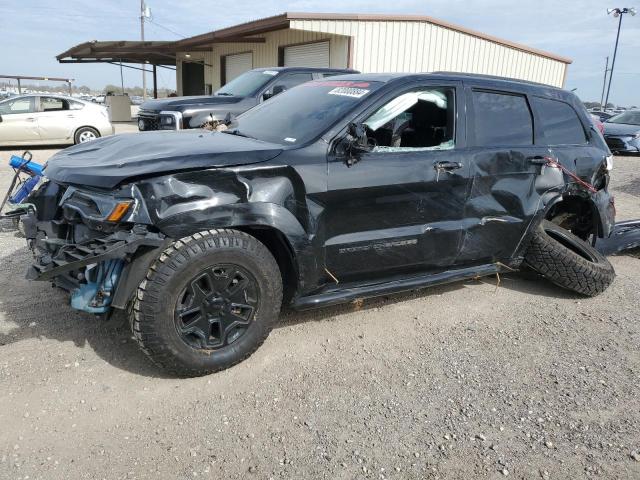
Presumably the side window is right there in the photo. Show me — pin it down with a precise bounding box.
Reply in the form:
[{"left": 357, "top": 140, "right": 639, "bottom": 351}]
[
  {"left": 0, "top": 97, "right": 35, "bottom": 115},
  {"left": 533, "top": 97, "right": 587, "bottom": 145},
  {"left": 363, "top": 87, "right": 456, "bottom": 152},
  {"left": 271, "top": 73, "right": 313, "bottom": 92},
  {"left": 40, "top": 97, "right": 69, "bottom": 112},
  {"left": 473, "top": 91, "right": 533, "bottom": 146},
  {"left": 69, "top": 100, "right": 85, "bottom": 110},
  {"left": 319, "top": 72, "right": 341, "bottom": 78}
]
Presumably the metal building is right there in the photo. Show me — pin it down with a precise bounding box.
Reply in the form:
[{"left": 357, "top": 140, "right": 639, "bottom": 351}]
[
  {"left": 57, "top": 12, "right": 572, "bottom": 97},
  {"left": 171, "top": 12, "right": 571, "bottom": 95}
]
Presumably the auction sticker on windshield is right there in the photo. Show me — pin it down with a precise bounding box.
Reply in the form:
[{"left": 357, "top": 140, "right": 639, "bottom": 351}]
[
  {"left": 303, "top": 80, "right": 371, "bottom": 88},
  {"left": 328, "top": 87, "right": 370, "bottom": 98}
]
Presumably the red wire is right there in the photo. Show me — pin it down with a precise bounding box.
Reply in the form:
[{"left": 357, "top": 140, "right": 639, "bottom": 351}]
[{"left": 543, "top": 156, "right": 598, "bottom": 194}]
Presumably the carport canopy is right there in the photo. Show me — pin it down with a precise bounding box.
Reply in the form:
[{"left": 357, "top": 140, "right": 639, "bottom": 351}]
[
  {"left": 57, "top": 40, "right": 179, "bottom": 66},
  {"left": 56, "top": 41, "right": 187, "bottom": 98}
]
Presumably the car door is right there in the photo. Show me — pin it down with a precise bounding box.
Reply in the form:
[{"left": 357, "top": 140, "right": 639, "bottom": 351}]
[
  {"left": 0, "top": 97, "right": 39, "bottom": 144},
  {"left": 530, "top": 96, "right": 597, "bottom": 185},
  {"left": 36, "top": 96, "right": 75, "bottom": 142},
  {"left": 324, "top": 80, "right": 471, "bottom": 283},
  {"left": 457, "top": 86, "right": 552, "bottom": 265}
]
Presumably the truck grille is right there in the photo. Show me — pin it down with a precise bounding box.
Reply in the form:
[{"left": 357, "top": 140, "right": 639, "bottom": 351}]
[{"left": 137, "top": 110, "right": 160, "bottom": 131}]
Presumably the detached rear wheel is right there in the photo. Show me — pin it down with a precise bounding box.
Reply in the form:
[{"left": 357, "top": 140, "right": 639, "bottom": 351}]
[
  {"left": 131, "top": 229, "right": 282, "bottom": 377},
  {"left": 524, "top": 220, "right": 615, "bottom": 296}
]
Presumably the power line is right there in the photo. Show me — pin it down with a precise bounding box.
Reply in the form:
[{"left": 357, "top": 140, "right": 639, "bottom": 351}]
[{"left": 147, "top": 18, "right": 186, "bottom": 38}]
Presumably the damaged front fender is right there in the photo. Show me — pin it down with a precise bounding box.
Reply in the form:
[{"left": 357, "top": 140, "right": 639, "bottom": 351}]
[{"left": 131, "top": 165, "right": 322, "bottom": 293}]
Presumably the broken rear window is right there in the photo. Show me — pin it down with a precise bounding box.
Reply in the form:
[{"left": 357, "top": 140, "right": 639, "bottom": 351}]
[{"left": 235, "top": 80, "right": 384, "bottom": 146}]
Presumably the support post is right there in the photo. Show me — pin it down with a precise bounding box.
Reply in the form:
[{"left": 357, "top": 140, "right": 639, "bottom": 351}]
[
  {"left": 153, "top": 64, "right": 157, "bottom": 98},
  {"left": 17, "top": 78, "right": 21, "bottom": 94},
  {"left": 120, "top": 60, "right": 125, "bottom": 94},
  {"left": 140, "top": 0, "right": 147, "bottom": 100}
]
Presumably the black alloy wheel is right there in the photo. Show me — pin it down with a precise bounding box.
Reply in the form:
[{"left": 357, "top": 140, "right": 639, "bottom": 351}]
[
  {"left": 175, "top": 264, "right": 259, "bottom": 350},
  {"left": 131, "top": 229, "right": 282, "bottom": 377}
]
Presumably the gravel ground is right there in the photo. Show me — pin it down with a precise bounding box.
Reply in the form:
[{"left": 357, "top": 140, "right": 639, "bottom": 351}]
[{"left": 0, "top": 129, "right": 639, "bottom": 480}]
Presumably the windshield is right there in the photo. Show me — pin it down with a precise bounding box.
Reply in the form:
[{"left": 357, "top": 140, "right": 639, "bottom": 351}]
[
  {"left": 233, "top": 80, "right": 384, "bottom": 145},
  {"left": 607, "top": 111, "right": 640, "bottom": 126},
  {"left": 215, "top": 70, "right": 279, "bottom": 97}
]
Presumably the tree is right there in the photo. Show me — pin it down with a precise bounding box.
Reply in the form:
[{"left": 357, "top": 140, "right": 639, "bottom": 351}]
[{"left": 583, "top": 101, "right": 601, "bottom": 109}]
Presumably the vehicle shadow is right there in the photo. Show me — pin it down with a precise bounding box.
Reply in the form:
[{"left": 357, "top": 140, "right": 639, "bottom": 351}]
[
  {"left": 276, "top": 269, "right": 578, "bottom": 328},
  {"left": 0, "top": 145, "right": 67, "bottom": 152},
  {"left": 0, "top": 243, "right": 581, "bottom": 378}
]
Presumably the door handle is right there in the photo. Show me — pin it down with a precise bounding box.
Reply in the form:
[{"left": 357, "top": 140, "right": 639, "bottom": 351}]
[
  {"left": 25, "top": 117, "right": 36, "bottom": 122},
  {"left": 434, "top": 161, "right": 463, "bottom": 171},
  {"left": 66, "top": 114, "right": 75, "bottom": 118}
]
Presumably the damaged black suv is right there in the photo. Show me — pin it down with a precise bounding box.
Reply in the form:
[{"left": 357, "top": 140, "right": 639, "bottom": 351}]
[{"left": 21, "top": 73, "right": 616, "bottom": 376}]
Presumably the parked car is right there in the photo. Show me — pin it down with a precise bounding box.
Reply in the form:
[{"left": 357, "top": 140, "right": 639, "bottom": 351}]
[
  {"left": 602, "top": 110, "right": 640, "bottom": 154},
  {"left": 0, "top": 94, "right": 114, "bottom": 146},
  {"left": 19, "top": 73, "right": 615, "bottom": 376},
  {"left": 137, "top": 67, "right": 357, "bottom": 131},
  {"left": 591, "top": 114, "right": 605, "bottom": 135},
  {"left": 591, "top": 110, "right": 614, "bottom": 122}
]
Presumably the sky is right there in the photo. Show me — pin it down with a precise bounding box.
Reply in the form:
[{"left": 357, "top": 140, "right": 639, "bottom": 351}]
[{"left": 1, "top": 0, "right": 639, "bottom": 106}]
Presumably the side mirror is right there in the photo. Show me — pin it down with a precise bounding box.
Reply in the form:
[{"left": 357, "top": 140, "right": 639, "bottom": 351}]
[
  {"left": 0, "top": 115, "right": 3, "bottom": 123},
  {"left": 348, "top": 123, "right": 372, "bottom": 151},
  {"left": 344, "top": 123, "right": 372, "bottom": 166}
]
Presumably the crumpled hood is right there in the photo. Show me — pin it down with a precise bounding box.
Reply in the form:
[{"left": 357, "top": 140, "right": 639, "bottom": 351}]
[
  {"left": 140, "top": 95, "right": 243, "bottom": 112},
  {"left": 603, "top": 122, "right": 640, "bottom": 136},
  {"left": 44, "top": 130, "right": 283, "bottom": 189}
]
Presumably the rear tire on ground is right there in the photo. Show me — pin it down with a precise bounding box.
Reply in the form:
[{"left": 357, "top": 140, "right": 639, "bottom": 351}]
[
  {"left": 131, "top": 229, "right": 283, "bottom": 377},
  {"left": 524, "top": 220, "right": 615, "bottom": 297},
  {"left": 74, "top": 126, "right": 100, "bottom": 144}
]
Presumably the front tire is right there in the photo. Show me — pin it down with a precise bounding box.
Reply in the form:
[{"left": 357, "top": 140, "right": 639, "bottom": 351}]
[
  {"left": 131, "top": 229, "right": 283, "bottom": 377},
  {"left": 524, "top": 220, "right": 615, "bottom": 296},
  {"left": 74, "top": 126, "right": 100, "bottom": 144}
]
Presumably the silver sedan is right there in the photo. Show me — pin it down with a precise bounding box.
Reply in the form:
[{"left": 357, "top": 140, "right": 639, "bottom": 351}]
[{"left": 0, "top": 94, "right": 114, "bottom": 146}]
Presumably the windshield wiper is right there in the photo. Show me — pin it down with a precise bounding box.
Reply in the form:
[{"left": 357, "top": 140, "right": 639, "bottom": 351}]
[{"left": 222, "top": 129, "right": 255, "bottom": 140}]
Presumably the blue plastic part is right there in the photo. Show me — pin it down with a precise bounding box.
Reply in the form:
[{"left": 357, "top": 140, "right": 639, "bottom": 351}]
[
  {"left": 9, "top": 155, "right": 44, "bottom": 176},
  {"left": 9, "top": 175, "right": 41, "bottom": 204},
  {"left": 70, "top": 259, "right": 125, "bottom": 314}
]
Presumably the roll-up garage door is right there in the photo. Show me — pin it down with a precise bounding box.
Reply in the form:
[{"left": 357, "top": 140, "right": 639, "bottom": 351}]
[
  {"left": 284, "top": 41, "right": 330, "bottom": 68},
  {"left": 224, "top": 52, "right": 253, "bottom": 83}
]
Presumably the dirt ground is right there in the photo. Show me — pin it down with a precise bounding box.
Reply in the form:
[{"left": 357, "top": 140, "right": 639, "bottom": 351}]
[{"left": 0, "top": 127, "right": 639, "bottom": 480}]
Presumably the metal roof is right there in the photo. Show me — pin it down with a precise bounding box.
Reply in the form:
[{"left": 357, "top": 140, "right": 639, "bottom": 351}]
[
  {"left": 56, "top": 41, "right": 182, "bottom": 65},
  {"left": 173, "top": 12, "right": 572, "bottom": 64},
  {"left": 56, "top": 12, "right": 572, "bottom": 66}
]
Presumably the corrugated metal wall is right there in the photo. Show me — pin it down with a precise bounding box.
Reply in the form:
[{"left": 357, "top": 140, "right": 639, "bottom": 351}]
[
  {"left": 291, "top": 19, "right": 567, "bottom": 87},
  {"left": 177, "top": 19, "right": 568, "bottom": 94}
]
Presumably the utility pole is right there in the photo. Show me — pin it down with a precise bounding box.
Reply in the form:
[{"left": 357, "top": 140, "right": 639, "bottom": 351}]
[
  {"left": 600, "top": 57, "right": 609, "bottom": 110},
  {"left": 120, "top": 60, "right": 125, "bottom": 94},
  {"left": 604, "top": 7, "right": 636, "bottom": 109},
  {"left": 140, "top": 0, "right": 147, "bottom": 100}
]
